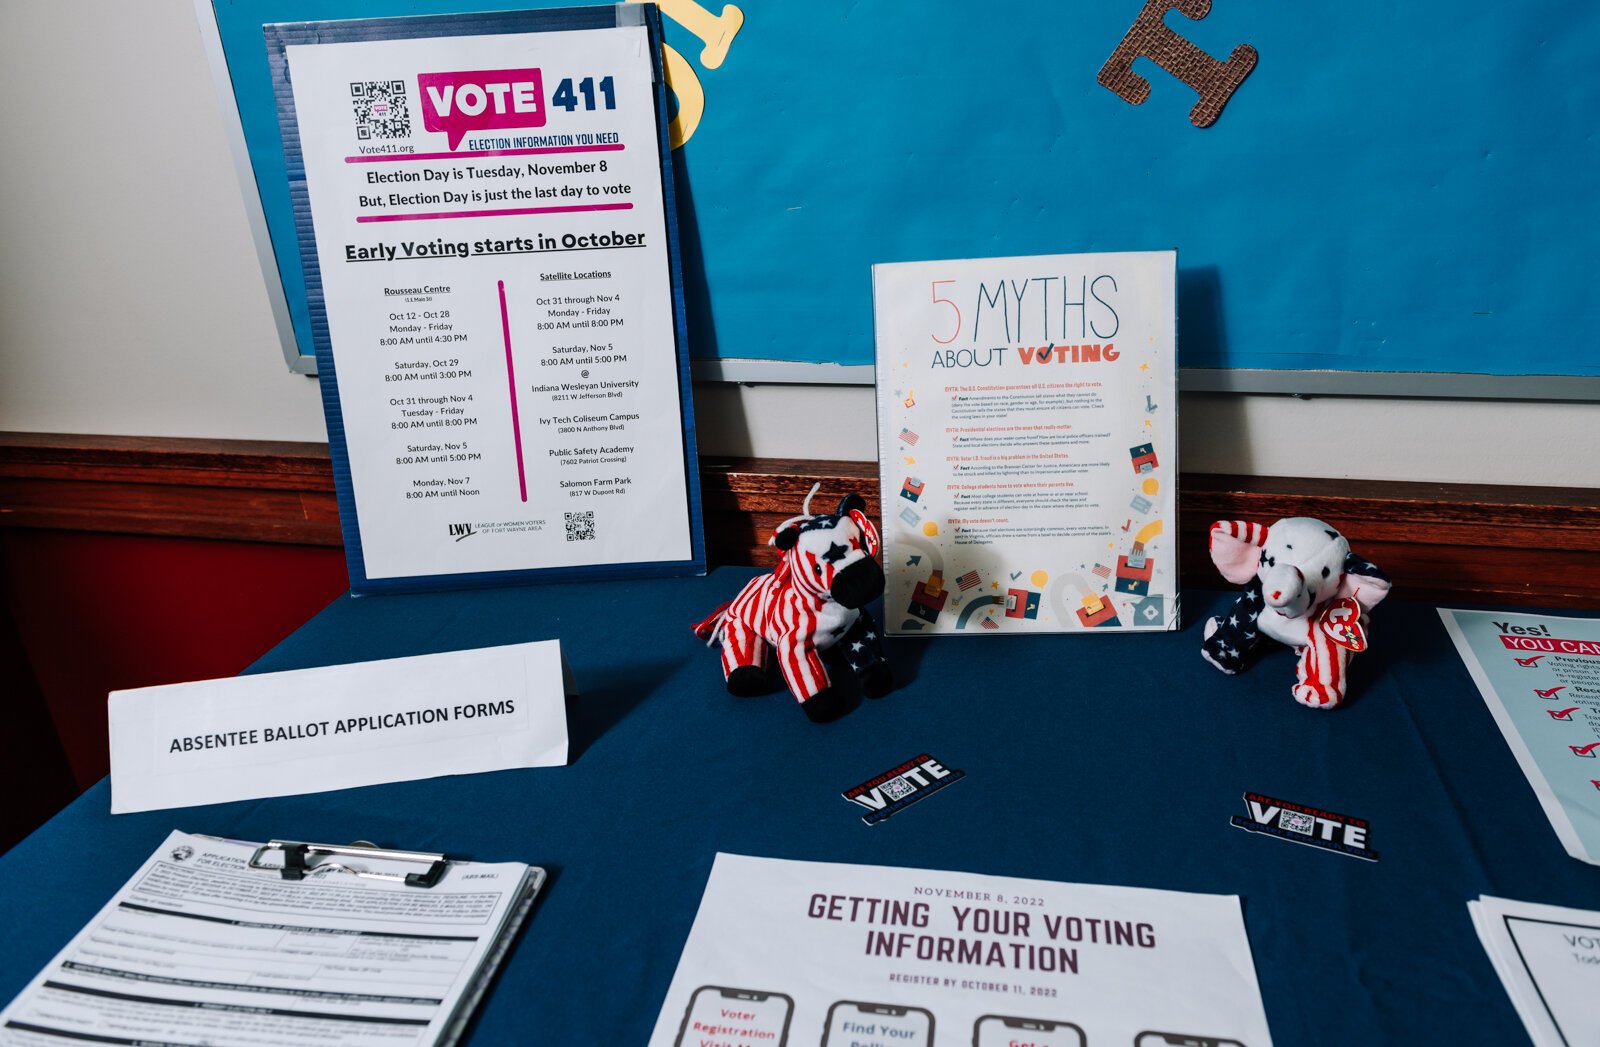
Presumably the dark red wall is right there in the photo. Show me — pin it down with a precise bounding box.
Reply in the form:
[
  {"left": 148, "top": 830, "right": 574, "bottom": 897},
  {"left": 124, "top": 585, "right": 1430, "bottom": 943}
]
[{"left": 1, "top": 529, "right": 347, "bottom": 848}]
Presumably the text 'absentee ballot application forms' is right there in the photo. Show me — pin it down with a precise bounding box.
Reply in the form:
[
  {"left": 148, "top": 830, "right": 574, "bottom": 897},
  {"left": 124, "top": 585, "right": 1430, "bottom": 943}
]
[{"left": 268, "top": 10, "right": 701, "bottom": 592}]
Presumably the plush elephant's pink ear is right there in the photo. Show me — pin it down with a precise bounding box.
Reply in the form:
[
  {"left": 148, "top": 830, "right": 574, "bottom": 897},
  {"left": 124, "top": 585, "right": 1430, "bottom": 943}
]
[
  {"left": 1339, "top": 553, "right": 1392, "bottom": 611},
  {"left": 1209, "top": 520, "right": 1269, "bottom": 585}
]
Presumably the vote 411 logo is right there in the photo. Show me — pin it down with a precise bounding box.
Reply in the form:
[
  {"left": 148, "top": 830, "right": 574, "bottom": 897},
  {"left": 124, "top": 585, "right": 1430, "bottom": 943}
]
[{"left": 416, "top": 68, "right": 619, "bottom": 149}]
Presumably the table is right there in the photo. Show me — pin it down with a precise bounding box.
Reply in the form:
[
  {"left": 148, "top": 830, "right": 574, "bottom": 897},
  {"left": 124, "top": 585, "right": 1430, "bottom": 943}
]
[{"left": 4, "top": 567, "right": 1599, "bottom": 1043}]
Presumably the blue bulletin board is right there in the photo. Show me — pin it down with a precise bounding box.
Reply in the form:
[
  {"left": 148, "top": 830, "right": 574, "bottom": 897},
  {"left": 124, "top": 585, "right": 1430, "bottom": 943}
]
[{"left": 201, "top": 0, "right": 1600, "bottom": 392}]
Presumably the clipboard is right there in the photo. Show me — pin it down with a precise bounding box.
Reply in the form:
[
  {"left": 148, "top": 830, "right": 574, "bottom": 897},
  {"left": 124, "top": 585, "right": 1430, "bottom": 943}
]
[
  {"left": 0, "top": 831, "right": 546, "bottom": 1047},
  {"left": 249, "top": 839, "right": 451, "bottom": 888},
  {"left": 248, "top": 837, "right": 548, "bottom": 1044}
]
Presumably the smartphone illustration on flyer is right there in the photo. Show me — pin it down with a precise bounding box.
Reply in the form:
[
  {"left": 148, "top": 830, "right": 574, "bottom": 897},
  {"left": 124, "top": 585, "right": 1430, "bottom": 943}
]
[
  {"left": 674, "top": 985, "right": 795, "bottom": 1046},
  {"left": 1135, "top": 1033, "right": 1246, "bottom": 1047},
  {"left": 821, "top": 1000, "right": 936, "bottom": 1046},
  {"left": 973, "top": 1014, "right": 1086, "bottom": 1046}
]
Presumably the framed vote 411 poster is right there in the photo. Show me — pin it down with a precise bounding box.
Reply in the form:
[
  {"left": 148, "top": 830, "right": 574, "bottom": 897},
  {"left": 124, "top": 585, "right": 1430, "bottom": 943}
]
[
  {"left": 873, "top": 250, "right": 1178, "bottom": 636},
  {"left": 267, "top": 4, "right": 704, "bottom": 594}
]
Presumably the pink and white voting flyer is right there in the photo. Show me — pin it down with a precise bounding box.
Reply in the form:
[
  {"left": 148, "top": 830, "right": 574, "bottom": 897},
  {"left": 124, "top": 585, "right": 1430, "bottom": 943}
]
[
  {"left": 648, "top": 854, "right": 1273, "bottom": 1047},
  {"left": 273, "top": 17, "right": 696, "bottom": 586},
  {"left": 873, "top": 251, "right": 1178, "bottom": 636}
]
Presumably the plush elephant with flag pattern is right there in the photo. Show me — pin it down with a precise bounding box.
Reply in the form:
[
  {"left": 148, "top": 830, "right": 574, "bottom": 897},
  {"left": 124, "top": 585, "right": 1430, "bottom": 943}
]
[{"left": 1202, "top": 517, "right": 1391, "bottom": 709}]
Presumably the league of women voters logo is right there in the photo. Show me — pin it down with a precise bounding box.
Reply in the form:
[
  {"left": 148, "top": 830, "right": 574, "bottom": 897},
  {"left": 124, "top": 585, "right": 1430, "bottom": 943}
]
[{"left": 1230, "top": 791, "right": 1379, "bottom": 862}]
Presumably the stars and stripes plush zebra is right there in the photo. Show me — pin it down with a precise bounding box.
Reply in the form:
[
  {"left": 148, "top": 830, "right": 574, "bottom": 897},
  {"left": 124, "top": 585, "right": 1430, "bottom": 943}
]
[
  {"left": 692, "top": 487, "right": 893, "bottom": 723},
  {"left": 1202, "top": 518, "right": 1391, "bottom": 709}
]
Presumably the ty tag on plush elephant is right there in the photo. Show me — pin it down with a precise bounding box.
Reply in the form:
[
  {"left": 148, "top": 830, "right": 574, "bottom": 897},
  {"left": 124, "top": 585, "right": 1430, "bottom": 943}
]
[{"left": 1319, "top": 597, "right": 1368, "bottom": 652}]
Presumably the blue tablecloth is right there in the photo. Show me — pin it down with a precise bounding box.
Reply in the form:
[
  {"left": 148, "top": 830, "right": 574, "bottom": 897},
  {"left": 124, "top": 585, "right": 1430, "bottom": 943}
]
[{"left": 4, "top": 567, "right": 1599, "bottom": 1043}]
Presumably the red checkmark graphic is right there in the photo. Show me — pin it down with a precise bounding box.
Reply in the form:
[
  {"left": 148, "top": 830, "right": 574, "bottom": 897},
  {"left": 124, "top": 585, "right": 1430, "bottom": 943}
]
[
  {"left": 1535, "top": 686, "right": 1566, "bottom": 698},
  {"left": 1549, "top": 707, "right": 1580, "bottom": 720},
  {"left": 1571, "top": 742, "right": 1600, "bottom": 757},
  {"left": 1516, "top": 655, "right": 1545, "bottom": 667}
]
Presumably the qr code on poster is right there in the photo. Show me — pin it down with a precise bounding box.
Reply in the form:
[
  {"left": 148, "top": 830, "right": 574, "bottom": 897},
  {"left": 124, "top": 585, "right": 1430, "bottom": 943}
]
[
  {"left": 565, "top": 511, "right": 596, "bottom": 542},
  {"left": 350, "top": 80, "right": 410, "bottom": 140}
]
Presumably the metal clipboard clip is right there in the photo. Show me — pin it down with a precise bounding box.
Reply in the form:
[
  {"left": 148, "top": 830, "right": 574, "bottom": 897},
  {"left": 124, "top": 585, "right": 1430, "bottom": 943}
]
[{"left": 247, "top": 840, "right": 449, "bottom": 889}]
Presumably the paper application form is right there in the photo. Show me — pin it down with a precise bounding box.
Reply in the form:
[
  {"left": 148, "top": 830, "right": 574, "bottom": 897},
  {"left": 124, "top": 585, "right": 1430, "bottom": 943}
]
[{"left": 0, "top": 831, "right": 541, "bottom": 1047}]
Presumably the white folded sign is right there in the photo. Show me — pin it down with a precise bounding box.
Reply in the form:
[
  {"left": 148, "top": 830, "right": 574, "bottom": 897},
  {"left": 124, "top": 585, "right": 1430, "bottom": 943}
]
[{"left": 109, "top": 640, "right": 569, "bottom": 813}]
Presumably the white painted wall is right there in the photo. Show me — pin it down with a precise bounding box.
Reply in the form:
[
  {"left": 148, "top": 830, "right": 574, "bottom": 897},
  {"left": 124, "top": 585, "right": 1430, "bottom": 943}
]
[
  {"left": 3, "top": 0, "right": 1597, "bottom": 488},
  {"left": 693, "top": 385, "right": 1600, "bottom": 486}
]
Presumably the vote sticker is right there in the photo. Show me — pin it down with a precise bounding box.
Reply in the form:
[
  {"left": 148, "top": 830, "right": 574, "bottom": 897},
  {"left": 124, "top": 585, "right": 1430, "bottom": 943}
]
[{"left": 1230, "top": 791, "right": 1379, "bottom": 862}]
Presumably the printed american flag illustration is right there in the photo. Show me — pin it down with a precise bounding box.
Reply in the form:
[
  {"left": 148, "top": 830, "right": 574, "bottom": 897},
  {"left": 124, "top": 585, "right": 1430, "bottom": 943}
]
[{"left": 957, "top": 570, "right": 980, "bottom": 591}]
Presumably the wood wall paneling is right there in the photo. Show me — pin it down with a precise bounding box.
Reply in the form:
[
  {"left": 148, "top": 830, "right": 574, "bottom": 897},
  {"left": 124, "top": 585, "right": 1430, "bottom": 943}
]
[
  {"left": 3, "top": 433, "right": 1598, "bottom": 606},
  {"left": 1, "top": 431, "right": 1597, "bottom": 840},
  {"left": 0, "top": 433, "right": 340, "bottom": 545},
  {"left": 702, "top": 458, "right": 1600, "bottom": 607}
]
